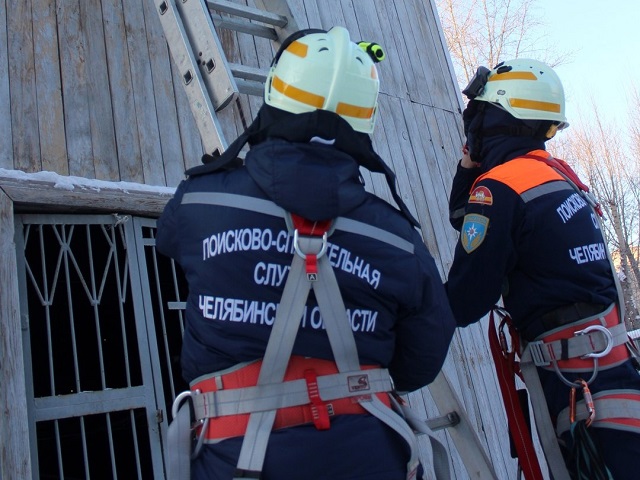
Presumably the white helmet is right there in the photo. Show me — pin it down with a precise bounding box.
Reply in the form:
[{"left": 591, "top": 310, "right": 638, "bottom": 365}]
[
  {"left": 475, "top": 58, "right": 569, "bottom": 129},
  {"left": 264, "top": 26, "right": 380, "bottom": 134}
]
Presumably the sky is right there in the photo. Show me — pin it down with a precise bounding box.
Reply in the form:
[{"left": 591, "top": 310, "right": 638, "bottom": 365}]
[{"left": 536, "top": 0, "right": 640, "bottom": 128}]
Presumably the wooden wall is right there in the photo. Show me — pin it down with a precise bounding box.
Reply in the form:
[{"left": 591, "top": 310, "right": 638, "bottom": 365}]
[{"left": 0, "top": 0, "right": 519, "bottom": 478}]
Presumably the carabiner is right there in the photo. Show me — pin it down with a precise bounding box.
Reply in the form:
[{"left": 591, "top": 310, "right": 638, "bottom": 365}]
[
  {"left": 172, "top": 390, "right": 192, "bottom": 420},
  {"left": 569, "top": 386, "right": 577, "bottom": 424},
  {"left": 171, "top": 390, "right": 209, "bottom": 460},
  {"left": 568, "top": 378, "right": 595, "bottom": 427},
  {"left": 579, "top": 379, "right": 595, "bottom": 427}
]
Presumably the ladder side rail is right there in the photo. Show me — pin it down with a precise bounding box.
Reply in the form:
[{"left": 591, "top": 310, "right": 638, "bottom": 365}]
[
  {"left": 173, "top": 0, "right": 238, "bottom": 112},
  {"left": 155, "top": 0, "right": 229, "bottom": 155}
]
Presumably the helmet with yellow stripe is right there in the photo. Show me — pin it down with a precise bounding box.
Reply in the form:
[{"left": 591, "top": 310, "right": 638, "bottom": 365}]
[
  {"left": 474, "top": 58, "right": 568, "bottom": 130},
  {"left": 264, "top": 26, "right": 381, "bottom": 134}
]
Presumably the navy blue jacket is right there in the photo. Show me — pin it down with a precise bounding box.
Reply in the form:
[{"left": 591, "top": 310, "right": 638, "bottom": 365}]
[
  {"left": 446, "top": 150, "right": 617, "bottom": 334},
  {"left": 157, "top": 138, "right": 455, "bottom": 479}
]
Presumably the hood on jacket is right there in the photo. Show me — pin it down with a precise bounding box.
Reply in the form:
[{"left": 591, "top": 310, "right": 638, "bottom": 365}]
[{"left": 245, "top": 139, "right": 367, "bottom": 221}]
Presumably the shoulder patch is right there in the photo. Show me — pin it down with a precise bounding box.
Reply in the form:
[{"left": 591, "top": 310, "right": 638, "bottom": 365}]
[
  {"left": 469, "top": 186, "right": 493, "bottom": 206},
  {"left": 461, "top": 214, "right": 489, "bottom": 253}
]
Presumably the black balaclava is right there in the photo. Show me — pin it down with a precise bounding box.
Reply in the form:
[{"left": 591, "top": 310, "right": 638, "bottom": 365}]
[{"left": 466, "top": 102, "right": 551, "bottom": 172}]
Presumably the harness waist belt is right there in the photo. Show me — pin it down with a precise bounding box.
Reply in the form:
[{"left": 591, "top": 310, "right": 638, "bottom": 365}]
[
  {"left": 528, "top": 304, "right": 630, "bottom": 372},
  {"left": 556, "top": 389, "right": 640, "bottom": 436},
  {"left": 190, "top": 356, "right": 393, "bottom": 441}
]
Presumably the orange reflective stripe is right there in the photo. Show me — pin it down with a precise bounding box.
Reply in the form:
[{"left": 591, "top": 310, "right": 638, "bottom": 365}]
[
  {"left": 272, "top": 75, "right": 324, "bottom": 108},
  {"left": 287, "top": 40, "right": 308, "bottom": 58},
  {"left": 473, "top": 151, "right": 564, "bottom": 194},
  {"left": 489, "top": 71, "right": 537, "bottom": 81},
  {"left": 509, "top": 97, "right": 562, "bottom": 114},
  {"left": 192, "top": 356, "right": 391, "bottom": 441},
  {"left": 336, "top": 102, "right": 374, "bottom": 120}
]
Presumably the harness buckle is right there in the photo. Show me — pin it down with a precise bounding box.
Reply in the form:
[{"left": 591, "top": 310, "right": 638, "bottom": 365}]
[
  {"left": 574, "top": 324, "right": 613, "bottom": 359},
  {"left": 528, "top": 340, "right": 551, "bottom": 367}
]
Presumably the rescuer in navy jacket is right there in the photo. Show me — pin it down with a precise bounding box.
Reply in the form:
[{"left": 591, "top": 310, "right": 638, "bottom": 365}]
[
  {"left": 156, "top": 27, "right": 455, "bottom": 480},
  {"left": 446, "top": 58, "right": 640, "bottom": 479}
]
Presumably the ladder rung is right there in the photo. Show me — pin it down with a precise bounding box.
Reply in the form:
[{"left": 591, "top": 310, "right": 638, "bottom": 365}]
[
  {"left": 210, "top": 13, "right": 278, "bottom": 39},
  {"left": 425, "top": 411, "right": 460, "bottom": 431},
  {"left": 207, "top": 0, "right": 288, "bottom": 27},
  {"left": 236, "top": 78, "right": 265, "bottom": 97},
  {"left": 229, "top": 63, "right": 268, "bottom": 82}
]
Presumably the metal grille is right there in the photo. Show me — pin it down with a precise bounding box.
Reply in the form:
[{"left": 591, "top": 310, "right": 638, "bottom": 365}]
[{"left": 15, "top": 214, "right": 185, "bottom": 479}]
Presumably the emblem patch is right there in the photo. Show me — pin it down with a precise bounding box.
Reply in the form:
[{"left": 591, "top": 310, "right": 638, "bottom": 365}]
[
  {"left": 469, "top": 186, "right": 493, "bottom": 205},
  {"left": 461, "top": 214, "right": 489, "bottom": 253},
  {"left": 347, "top": 374, "right": 370, "bottom": 392}
]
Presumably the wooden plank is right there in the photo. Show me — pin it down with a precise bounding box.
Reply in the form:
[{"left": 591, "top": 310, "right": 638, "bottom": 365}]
[
  {"left": 313, "top": 0, "right": 347, "bottom": 30},
  {"left": 399, "top": 102, "right": 456, "bottom": 274},
  {"left": 0, "top": 0, "right": 14, "bottom": 168},
  {"left": 32, "top": 0, "right": 68, "bottom": 174},
  {"left": 377, "top": 96, "right": 441, "bottom": 260},
  {"left": 102, "top": 0, "right": 144, "bottom": 183},
  {"left": 426, "top": 0, "right": 466, "bottom": 113},
  {"left": 7, "top": 0, "right": 41, "bottom": 173},
  {"left": 82, "top": 0, "right": 120, "bottom": 181},
  {"left": 143, "top": 0, "right": 187, "bottom": 186},
  {"left": 0, "top": 189, "right": 33, "bottom": 479},
  {"left": 121, "top": 0, "right": 165, "bottom": 186},
  {"left": 57, "top": 0, "right": 95, "bottom": 178},
  {"left": 404, "top": 0, "right": 451, "bottom": 110},
  {"left": 382, "top": 1, "right": 433, "bottom": 107},
  {"left": 0, "top": 172, "right": 174, "bottom": 217}
]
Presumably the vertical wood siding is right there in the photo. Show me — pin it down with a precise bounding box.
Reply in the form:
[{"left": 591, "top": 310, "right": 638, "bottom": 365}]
[{"left": 0, "top": 0, "right": 517, "bottom": 477}]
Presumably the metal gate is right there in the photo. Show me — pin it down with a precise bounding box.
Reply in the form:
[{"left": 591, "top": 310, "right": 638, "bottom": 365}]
[{"left": 15, "top": 214, "right": 187, "bottom": 479}]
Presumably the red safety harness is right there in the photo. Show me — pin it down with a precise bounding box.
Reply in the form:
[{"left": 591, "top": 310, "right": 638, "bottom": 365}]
[
  {"left": 191, "top": 355, "right": 392, "bottom": 440},
  {"left": 167, "top": 202, "right": 456, "bottom": 480}
]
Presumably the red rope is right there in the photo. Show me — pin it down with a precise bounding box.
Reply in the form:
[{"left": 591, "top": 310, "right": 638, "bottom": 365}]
[{"left": 488, "top": 310, "right": 544, "bottom": 480}]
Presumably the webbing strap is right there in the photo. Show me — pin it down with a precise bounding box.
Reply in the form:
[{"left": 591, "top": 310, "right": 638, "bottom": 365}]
[
  {"left": 556, "top": 390, "right": 640, "bottom": 436},
  {"left": 181, "top": 191, "right": 414, "bottom": 252},
  {"left": 232, "top": 217, "right": 447, "bottom": 479},
  {"left": 191, "top": 368, "right": 393, "bottom": 419},
  {"left": 235, "top": 254, "right": 311, "bottom": 476},
  {"left": 520, "top": 345, "right": 572, "bottom": 480},
  {"left": 392, "top": 395, "right": 453, "bottom": 480},
  {"left": 528, "top": 323, "right": 628, "bottom": 368},
  {"left": 167, "top": 398, "right": 192, "bottom": 480},
  {"left": 314, "top": 256, "right": 433, "bottom": 478}
]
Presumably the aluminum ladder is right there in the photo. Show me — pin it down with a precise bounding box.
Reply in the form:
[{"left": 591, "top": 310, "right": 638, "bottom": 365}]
[
  {"left": 152, "top": 0, "right": 299, "bottom": 155},
  {"left": 152, "top": 1, "right": 498, "bottom": 477}
]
